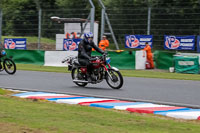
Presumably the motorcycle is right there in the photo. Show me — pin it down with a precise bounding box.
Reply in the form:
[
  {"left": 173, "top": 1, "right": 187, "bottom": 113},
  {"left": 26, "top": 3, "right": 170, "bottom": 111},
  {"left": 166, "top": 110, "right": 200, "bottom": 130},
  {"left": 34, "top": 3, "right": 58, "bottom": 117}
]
[
  {"left": 62, "top": 53, "right": 123, "bottom": 89},
  {"left": 0, "top": 50, "right": 16, "bottom": 74}
]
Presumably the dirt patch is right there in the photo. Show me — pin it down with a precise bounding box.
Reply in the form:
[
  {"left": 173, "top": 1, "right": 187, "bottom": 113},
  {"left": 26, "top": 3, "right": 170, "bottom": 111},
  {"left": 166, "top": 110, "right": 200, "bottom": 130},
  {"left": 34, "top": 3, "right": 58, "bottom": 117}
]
[{"left": 0, "top": 122, "right": 47, "bottom": 133}]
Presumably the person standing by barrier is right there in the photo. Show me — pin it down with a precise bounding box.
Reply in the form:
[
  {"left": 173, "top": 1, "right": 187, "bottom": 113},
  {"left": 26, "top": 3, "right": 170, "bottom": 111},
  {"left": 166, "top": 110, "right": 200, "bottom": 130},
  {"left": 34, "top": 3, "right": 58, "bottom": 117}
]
[
  {"left": 143, "top": 42, "right": 154, "bottom": 69},
  {"left": 98, "top": 35, "right": 109, "bottom": 51}
]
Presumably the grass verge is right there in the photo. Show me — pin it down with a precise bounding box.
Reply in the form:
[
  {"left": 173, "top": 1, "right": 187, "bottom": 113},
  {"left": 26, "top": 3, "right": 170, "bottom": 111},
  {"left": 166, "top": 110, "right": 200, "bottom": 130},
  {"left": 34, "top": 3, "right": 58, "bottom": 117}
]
[
  {"left": 0, "top": 88, "right": 200, "bottom": 133},
  {"left": 16, "top": 64, "right": 68, "bottom": 73}
]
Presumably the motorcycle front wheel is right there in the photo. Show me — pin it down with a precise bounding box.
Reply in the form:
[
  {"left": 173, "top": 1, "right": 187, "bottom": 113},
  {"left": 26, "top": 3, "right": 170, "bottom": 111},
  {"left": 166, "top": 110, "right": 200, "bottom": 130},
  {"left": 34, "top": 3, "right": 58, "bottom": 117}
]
[
  {"left": 3, "top": 58, "right": 16, "bottom": 74},
  {"left": 106, "top": 69, "right": 123, "bottom": 89},
  {"left": 0, "top": 61, "right": 4, "bottom": 72},
  {"left": 71, "top": 68, "right": 88, "bottom": 87}
]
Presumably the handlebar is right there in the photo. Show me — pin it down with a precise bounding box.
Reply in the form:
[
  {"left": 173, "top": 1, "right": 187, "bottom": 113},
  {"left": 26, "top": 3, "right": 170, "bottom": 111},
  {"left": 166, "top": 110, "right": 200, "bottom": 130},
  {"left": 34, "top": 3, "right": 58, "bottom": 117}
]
[
  {"left": 90, "top": 53, "right": 108, "bottom": 62},
  {"left": 62, "top": 56, "right": 77, "bottom": 64},
  {"left": 89, "top": 58, "right": 96, "bottom": 61}
]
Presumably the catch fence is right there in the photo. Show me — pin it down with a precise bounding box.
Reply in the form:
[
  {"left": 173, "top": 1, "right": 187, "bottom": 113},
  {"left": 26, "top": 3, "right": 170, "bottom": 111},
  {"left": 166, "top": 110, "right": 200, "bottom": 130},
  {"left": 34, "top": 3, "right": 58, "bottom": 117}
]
[
  {"left": 105, "top": 7, "right": 200, "bottom": 50},
  {"left": 1, "top": 3, "right": 200, "bottom": 51}
]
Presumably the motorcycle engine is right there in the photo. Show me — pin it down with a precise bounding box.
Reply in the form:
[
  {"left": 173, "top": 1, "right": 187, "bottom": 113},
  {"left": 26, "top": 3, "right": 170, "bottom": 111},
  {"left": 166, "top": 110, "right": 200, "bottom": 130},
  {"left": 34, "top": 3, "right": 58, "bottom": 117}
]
[
  {"left": 77, "top": 73, "right": 84, "bottom": 80},
  {"left": 91, "top": 68, "right": 104, "bottom": 81},
  {"left": 93, "top": 68, "right": 99, "bottom": 75}
]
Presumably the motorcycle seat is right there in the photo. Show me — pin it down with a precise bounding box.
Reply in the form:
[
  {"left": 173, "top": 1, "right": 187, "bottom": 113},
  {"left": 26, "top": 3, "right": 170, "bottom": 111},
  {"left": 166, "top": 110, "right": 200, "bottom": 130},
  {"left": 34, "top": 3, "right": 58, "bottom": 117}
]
[
  {"left": 73, "top": 60, "right": 86, "bottom": 67},
  {"left": 74, "top": 60, "right": 80, "bottom": 66},
  {"left": 73, "top": 59, "right": 87, "bottom": 67}
]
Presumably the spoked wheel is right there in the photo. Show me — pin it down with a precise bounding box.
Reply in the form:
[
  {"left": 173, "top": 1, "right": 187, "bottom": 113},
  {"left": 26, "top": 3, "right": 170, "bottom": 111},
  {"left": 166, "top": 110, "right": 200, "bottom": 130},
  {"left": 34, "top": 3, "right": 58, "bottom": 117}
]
[
  {"left": 71, "top": 68, "right": 88, "bottom": 87},
  {"left": 3, "top": 59, "right": 16, "bottom": 75},
  {"left": 0, "top": 62, "right": 4, "bottom": 72},
  {"left": 106, "top": 69, "right": 123, "bottom": 89}
]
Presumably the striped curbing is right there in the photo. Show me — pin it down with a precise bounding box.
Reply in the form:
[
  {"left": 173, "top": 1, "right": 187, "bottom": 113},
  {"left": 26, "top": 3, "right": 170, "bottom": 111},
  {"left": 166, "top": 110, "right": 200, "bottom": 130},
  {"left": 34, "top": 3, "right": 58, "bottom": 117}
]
[
  {"left": 27, "top": 95, "right": 76, "bottom": 100},
  {"left": 79, "top": 99, "right": 118, "bottom": 106},
  {"left": 55, "top": 98, "right": 114, "bottom": 104},
  {"left": 11, "top": 91, "right": 200, "bottom": 120},
  {"left": 46, "top": 96, "right": 86, "bottom": 101},
  {"left": 155, "top": 109, "right": 200, "bottom": 120},
  {"left": 13, "top": 92, "right": 67, "bottom": 98},
  {"left": 114, "top": 103, "right": 170, "bottom": 110},
  {"left": 126, "top": 107, "right": 190, "bottom": 114},
  {"left": 90, "top": 102, "right": 147, "bottom": 109}
]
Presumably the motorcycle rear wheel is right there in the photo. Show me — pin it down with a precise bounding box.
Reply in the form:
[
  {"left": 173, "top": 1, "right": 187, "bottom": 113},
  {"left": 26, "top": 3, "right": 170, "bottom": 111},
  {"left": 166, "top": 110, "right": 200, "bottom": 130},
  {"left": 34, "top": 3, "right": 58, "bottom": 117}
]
[
  {"left": 3, "top": 58, "right": 16, "bottom": 75},
  {"left": 71, "top": 68, "right": 88, "bottom": 87},
  {"left": 106, "top": 69, "right": 123, "bottom": 89}
]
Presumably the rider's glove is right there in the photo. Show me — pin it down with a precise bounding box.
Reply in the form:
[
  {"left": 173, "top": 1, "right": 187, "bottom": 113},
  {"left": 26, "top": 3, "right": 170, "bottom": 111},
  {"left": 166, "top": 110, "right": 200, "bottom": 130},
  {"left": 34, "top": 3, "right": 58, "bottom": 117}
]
[
  {"left": 104, "top": 51, "right": 108, "bottom": 55},
  {"left": 89, "top": 57, "right": 96, "bottom": 61}
]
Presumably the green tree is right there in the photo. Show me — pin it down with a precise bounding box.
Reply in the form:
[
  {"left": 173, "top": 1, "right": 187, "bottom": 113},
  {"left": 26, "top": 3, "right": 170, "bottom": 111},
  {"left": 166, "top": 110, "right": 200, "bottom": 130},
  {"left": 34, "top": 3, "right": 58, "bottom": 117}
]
[{"left": 1, "top": 0, "right": 37, "bottom": 36}]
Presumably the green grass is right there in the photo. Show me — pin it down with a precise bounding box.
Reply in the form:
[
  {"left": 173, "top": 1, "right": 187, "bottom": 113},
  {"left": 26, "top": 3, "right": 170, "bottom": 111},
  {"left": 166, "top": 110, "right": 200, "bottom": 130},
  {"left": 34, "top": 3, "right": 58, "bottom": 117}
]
[
  {"left": 16, "top": 63, "right": 200, "bottom": 81},
  {"left": 1, "top": 36, "right": 200, "bottom": 132},
  {"left": 16, "top": 64, "right": 68, "bottom": 73},
  {"left": 120, "top": 69, "right": 200, "bottom": 80},
  {"left": 1, "top": 64, "right": 200, "bottom": 132},
  {"left": 2, "top": 36, "right": 55, "bottom": 45},
  {"left": 0, "top": 88, "right": 200, "bottom": 133}
]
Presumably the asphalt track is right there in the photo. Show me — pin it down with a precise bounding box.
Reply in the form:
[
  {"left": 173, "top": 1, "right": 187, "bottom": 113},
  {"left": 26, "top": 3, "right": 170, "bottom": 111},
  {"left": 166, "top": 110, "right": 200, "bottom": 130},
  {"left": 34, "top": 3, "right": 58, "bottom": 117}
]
[{"left": 0, "top": 70, "right": 200, "bottom": 108}]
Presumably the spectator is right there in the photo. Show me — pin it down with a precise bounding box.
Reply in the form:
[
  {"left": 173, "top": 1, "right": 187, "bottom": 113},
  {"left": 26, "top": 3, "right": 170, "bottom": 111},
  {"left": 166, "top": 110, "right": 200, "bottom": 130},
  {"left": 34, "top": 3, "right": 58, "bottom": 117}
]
[
  {"left": 71, "top": 32, "right": 78, "bottom": 39},
  {"left": 65, "top": 32, "right": 71, "bottom": 39}
]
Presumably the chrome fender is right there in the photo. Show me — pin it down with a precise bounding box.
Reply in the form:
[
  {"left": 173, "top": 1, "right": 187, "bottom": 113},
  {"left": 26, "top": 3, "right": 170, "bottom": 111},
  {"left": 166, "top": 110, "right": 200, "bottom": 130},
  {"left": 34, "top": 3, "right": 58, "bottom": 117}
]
[{"left": 110, "top": 67, "right": 119, "bottom": 71}]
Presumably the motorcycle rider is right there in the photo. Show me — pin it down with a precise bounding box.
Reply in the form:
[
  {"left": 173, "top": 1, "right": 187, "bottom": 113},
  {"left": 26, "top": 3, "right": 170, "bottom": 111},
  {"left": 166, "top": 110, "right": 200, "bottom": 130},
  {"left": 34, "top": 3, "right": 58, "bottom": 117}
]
[
  {"left": 0, "top": 43, "right": 5, "bottom": 70},
  {"left": 78, "top": 32, "right": 105, "bottom": 82}
]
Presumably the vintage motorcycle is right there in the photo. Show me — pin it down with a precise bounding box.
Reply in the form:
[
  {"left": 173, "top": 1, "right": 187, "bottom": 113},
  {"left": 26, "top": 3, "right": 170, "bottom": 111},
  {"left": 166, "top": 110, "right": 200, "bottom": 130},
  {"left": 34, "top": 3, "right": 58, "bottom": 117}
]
[
  {"left": 0, "top": 50, "right": 16, "bottom": 74},
  {"left": 62, "top": 53, "right": 123, "bottom": 89}
]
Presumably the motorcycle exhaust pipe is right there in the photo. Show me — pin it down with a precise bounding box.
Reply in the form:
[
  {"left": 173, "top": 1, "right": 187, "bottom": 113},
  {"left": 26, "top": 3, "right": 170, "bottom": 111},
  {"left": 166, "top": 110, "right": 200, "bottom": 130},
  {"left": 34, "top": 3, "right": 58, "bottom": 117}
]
[{"left": 73, "top": 79, "right": 89, "bottom": 83}]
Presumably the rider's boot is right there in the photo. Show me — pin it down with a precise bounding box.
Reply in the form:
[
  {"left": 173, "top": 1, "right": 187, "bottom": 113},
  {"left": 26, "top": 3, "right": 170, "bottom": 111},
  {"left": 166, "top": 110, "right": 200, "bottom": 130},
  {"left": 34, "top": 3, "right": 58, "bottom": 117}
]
[
  {"left": 86, "top": 73, "right": 95, "bottom": 83},
  {"left": 86, "top": 73, "right": 92, "bottom": 82}
]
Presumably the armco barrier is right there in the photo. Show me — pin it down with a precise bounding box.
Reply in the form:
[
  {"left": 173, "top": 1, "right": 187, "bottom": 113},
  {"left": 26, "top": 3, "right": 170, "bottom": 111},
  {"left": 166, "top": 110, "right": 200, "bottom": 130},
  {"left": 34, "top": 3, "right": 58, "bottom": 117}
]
[
  {"left": 5, "top": 49, "right": 45, "bottom": 65},
  {"left": 5, "top": 49, "right": 176, "bottom": 70}
]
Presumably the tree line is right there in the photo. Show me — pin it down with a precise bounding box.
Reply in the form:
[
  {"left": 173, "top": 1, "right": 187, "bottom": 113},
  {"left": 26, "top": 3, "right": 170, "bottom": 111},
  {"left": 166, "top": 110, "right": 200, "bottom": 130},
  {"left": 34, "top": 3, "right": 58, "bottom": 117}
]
[{"left": 0, "top": 0, "right": 200, "bottom": 47}]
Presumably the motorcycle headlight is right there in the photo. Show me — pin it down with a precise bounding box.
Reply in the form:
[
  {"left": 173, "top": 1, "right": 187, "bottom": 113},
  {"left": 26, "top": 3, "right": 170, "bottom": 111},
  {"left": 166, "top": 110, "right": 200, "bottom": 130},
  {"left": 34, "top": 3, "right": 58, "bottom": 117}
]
[
  {"left": 106, "top": 57, "right": 111, "bottom": 64},
  {"left": 1, "top": 50, "right": 6, "bottom": 56}
]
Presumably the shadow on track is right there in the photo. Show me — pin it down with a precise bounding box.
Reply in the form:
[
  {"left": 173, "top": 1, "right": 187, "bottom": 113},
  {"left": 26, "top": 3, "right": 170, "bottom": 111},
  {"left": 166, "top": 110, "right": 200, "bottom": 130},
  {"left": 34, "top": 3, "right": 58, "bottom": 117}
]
[{"left": 70, "top": 86, "right": 123, "bottom": 91}]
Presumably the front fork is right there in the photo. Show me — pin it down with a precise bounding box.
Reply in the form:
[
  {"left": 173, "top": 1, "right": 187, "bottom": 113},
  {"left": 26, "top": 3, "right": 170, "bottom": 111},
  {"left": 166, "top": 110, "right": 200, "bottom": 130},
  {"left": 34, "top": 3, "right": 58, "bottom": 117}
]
[
  {"left": 103, "top": 63, "right": 113, "bottom": 80},
  {"left": 0, "top": 59, "right": 3, "bottom": 71}
]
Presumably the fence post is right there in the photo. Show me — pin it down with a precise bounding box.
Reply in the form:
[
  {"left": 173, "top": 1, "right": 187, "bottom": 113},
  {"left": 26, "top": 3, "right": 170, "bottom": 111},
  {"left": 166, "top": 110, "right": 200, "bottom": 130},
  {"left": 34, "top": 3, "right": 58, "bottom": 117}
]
[
  {"left": 100, "top": 8, "right": 105, "bottom": 40},
  {"left": 89, "top": 0, "right": 95, "bottom": 34},
  {"left": 38, "top": 8, "right": 42, "bottom": 49},
  {"left": 147, "top": 6, "right": 151, "bottom": 35},
  {"left": 0, "top": 9, "right": 2, "bottom": 44},
  {"left": 98, "top": 0, "right": 106, "bottom": 39},
  {"left": 98, "top": 0, "right": 119, "bottom": 50},
  {"left": 34, "top": 0, "right": 41, "bottom": 49}
]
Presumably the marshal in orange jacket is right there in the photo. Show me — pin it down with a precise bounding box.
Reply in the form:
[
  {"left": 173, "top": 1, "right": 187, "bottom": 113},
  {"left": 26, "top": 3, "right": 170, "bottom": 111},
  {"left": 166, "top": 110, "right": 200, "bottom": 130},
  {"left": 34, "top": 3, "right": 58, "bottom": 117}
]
[
  {"left": 99, "top": 39, "right": 109, "bottom": 51},
  {"left": 143, "top": 42, "right": 154, "bottom": 69}
]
